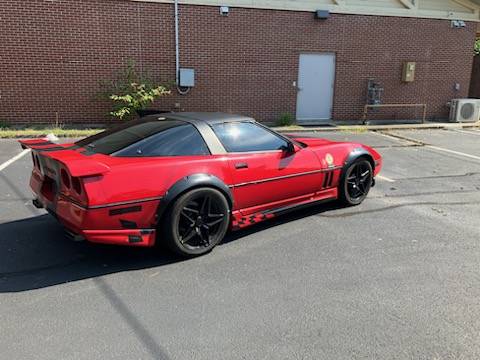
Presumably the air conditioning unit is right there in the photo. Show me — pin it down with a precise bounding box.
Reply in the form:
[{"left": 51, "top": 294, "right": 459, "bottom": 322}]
[{"left": 449, "top": 99, "right": 480, "bottom": 123}]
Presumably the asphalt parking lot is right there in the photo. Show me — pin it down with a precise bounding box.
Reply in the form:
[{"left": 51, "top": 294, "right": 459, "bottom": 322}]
[{"left": 1, "top": 128, "right": 480, "bottom": 360}]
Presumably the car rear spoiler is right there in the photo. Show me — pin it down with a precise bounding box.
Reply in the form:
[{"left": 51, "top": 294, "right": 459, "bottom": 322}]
[
  {"left": 19, "top": 139, "right": 110, "bottom": 177},
  {"left": 19, "top": 138, "right": 61, "bottom": 151}
]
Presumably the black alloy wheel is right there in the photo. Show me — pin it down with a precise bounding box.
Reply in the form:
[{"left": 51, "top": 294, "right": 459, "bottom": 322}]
[
  {"left": 163, "top": 187, "right": 230, "bottom": 256},
  {"left": 339, "top": 159, "right": 373, "bottom": 206}
]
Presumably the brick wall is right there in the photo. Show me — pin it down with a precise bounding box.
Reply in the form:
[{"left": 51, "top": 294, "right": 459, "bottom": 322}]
[{"left": 0, "top": 0, "right": 476, "bottom": 125}]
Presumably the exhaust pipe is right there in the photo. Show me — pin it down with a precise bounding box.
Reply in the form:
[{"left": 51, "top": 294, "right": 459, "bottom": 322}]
[{"left": 32, "top": 198, "right": 44, "bottom": 209}]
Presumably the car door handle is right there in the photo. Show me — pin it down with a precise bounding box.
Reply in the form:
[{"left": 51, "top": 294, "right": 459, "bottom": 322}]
[{"left": 234, "top": 162, "right": 248, "bottom": 169}]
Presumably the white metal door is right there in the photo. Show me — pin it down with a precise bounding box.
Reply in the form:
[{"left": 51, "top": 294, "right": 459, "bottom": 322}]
[{"left": 296, "top": 53, "right": 335, "bottom": 124}]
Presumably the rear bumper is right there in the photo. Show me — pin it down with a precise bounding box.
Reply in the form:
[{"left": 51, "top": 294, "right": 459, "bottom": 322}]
[
  {"left": 63, "top": 225, "right": 156, "bottom": 247},
  {"left": 33, "top": 196, "right": 159, "bottom": 247},
  {"left": 82, "top": 229, "right": 156, "bottom": 247}
]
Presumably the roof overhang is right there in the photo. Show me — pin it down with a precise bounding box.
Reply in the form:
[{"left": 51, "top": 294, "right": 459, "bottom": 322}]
[{"left": 132, "top": 0, "right": 480, "bottom": 22}]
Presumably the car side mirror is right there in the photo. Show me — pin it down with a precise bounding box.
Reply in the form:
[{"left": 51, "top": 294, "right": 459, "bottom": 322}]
[{"left": 282, "top": 141, "right": 296, "bottom": 154}]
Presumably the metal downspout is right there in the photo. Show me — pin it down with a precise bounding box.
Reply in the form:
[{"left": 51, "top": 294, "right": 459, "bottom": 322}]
[{"left": 175, "top": 0, "right": 180, "bottom": 86}]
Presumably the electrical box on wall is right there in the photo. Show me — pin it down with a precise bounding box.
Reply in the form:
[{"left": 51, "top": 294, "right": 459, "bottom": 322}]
[
  {"left": 402, "top": 62, "right": 416, "bottom": 82},
  {"left": 179, "top": 68, "right": 195, "bottom": 87}
]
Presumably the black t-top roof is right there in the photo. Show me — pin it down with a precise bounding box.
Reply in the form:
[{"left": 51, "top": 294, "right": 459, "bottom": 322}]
[{"left": 165, "top": 112, "right": 255, "bottom": 124}]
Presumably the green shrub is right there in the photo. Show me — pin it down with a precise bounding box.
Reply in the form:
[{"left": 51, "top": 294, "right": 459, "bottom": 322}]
[
  {"left": 0, "top": 128, "right": 102, "bottom": 139},
  {"left": 101, "top": 60, "right": 171, "bottom": 120},
  {"left": 0, "top": 120, "right": 9, "bottom": 129},
  {"left": 277, "top": 112, "right": 295, "bottom": 126},
  {"left": 475, "top": 38, "right": 480, "bottom": 56}
]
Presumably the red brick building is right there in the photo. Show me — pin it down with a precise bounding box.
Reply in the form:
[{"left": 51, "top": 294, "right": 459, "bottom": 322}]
[{"left": 1, "top": 0, "right": 478, "bottom": 125}]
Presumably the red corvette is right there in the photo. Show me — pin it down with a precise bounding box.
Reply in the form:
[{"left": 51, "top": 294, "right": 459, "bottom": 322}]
[{"left": 20, "top": 113, "right": 382, "bottom": 256}]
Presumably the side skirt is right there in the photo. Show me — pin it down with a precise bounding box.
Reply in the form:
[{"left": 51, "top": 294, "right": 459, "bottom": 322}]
[{"left": 231, "top": 196, "right": 337, "bottom": 230}]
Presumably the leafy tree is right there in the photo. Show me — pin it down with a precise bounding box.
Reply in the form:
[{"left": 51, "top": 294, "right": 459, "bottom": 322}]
[
  {"left": 102, "top": 60, "right": 170, "bottom": 120},
  {"left": 475, "top": 38, "right": 480, "bottom": 56}
]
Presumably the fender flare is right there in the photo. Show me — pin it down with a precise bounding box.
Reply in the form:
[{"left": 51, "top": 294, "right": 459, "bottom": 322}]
[
  {"left": 156, "top": 174, "right": 233, "bottom": 223},
  {"left": 338, "top": 148, "right": 376, "bottom": 189},
  {"left": 342, "top": 148, "right": 375, "bottom": 174}
]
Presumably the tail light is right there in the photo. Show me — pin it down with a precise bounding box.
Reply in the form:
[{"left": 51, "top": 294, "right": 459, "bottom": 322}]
[
  {"left": 60, "top": 169, "right": 71, "bottom": 189},
  {"left": 71, "top": 177, "right": 82, "bottom": 195},
  {"left": 67, "top": 176, "right": 88, "bottom": 207},
  {"left": 31, "top": 152, "right": 40, "bottom": 169},
  {"left": 59, "top": 167, "right": 88, "bottom": 208},
  {"left": 69, "top": 176, "right": 88, "bottom": 208}
]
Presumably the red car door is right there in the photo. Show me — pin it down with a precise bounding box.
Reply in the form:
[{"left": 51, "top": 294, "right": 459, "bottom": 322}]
[{"left": 210, "top": 122, "right": 324, "bottom": 214}]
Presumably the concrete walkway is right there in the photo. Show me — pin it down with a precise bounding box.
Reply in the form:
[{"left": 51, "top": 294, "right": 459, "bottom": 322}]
[{"left": 272, "top": 121, "right": 480, "bottom": 133}]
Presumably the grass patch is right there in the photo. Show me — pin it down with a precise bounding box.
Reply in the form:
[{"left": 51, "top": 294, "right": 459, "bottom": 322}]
[
  {"left": 0, "top": 127, "right": 103, "bottom": 139},
  {"left": 272, "top": 125, "right": 304, "bottom": 130},
  {"left": 338, "top": 126, "right": 369, "bottom": 134},
  {"left": 277, "top": 113, "right": 295, "bottom": 127}
]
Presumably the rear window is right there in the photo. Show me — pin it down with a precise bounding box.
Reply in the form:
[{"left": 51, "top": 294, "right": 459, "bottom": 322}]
[{"left": 76, "top": 119, "right": 210, "bottom": 157}]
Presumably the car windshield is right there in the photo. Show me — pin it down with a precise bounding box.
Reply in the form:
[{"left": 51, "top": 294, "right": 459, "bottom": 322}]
[{"left": 76, "top": 118, "right": 210, "bottom": 156}]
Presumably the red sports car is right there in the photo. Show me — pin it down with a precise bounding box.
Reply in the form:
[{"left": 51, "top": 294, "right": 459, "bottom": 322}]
[{"left": 20, "top": 113, "right": 382, "bottom": 256}]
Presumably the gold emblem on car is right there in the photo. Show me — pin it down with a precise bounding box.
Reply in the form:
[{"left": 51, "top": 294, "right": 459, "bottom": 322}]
[{"left": 325, "top": 153, "right": 334, "bottom": 166}]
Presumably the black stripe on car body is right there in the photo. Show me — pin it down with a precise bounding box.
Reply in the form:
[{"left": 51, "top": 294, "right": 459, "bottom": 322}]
[{"left": 109, "top": 206, "right": 142, "bottom": 216}]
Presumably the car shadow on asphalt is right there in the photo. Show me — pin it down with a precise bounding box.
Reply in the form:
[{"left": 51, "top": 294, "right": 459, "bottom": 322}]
[{"left": 0, "top": 202, "right": 343, "bottom": 293}]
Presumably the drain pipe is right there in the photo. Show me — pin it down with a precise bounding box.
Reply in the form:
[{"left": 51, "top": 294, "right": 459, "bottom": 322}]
[
  {"left": 174, "top": 0, "right": 190, "bottom": 95},
  {"left": 174, "top": 0, "right": 179, "bottom": 86}
]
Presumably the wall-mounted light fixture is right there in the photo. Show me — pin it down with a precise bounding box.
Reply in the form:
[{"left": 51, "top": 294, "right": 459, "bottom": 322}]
[
  {"left": 220, "top": 6, "right": 229, "bottom": 16},
  {"left": 315, "top": 10, "right": 330, "bottom": 20}
]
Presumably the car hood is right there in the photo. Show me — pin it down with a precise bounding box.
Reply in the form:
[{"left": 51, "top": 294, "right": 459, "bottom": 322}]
[{"left": 291, "top": 136, "right": 337, "bottom": 147}]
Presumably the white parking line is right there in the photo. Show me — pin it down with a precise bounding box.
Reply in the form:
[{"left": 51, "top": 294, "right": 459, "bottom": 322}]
[
  {"left": 377, "top": 175, "right": 395, "bottom": 183},
  {"left": 426, "top": 145, "right": 480, "bottom": 161},
  {"left": 452, "top": 129, "right": 480, "bottom": 136},
  {"left": 372, "top": 131, "right": 421, "bottom": 145},
  {"left": 376, "top": 131, "right": 480, "bottom": 162},
  {"left": 0, "top": 149, "right": 30, "bottom": 172}
]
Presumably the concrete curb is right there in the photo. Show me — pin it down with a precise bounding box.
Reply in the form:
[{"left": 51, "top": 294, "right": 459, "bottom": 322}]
[{"left": 272, "top": 122, "right": 480, "bottom": 133}]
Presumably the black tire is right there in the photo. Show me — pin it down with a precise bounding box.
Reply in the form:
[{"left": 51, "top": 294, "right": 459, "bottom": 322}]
[
  {"left": 161, "top": 187, "right": 230, "bottom": 257},
  {"left": 338, "top": 158, "right": 373, "bottom": 206}
]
